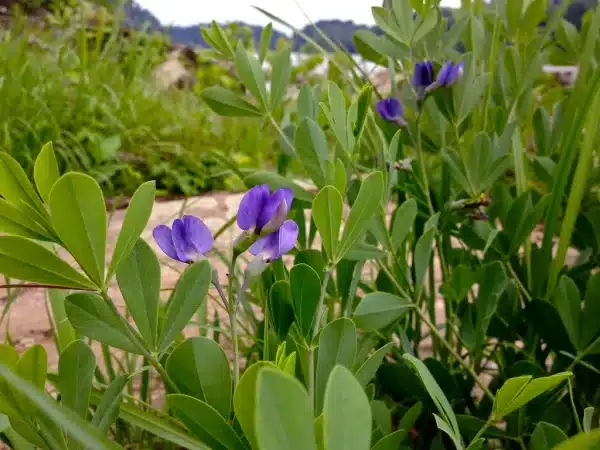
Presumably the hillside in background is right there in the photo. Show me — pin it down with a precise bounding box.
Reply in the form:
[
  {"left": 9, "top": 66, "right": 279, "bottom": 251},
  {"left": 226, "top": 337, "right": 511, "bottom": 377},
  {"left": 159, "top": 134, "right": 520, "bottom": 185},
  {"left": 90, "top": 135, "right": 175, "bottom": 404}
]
[{"left": 124, "top": 0, "right": 596, "bottom": 51}]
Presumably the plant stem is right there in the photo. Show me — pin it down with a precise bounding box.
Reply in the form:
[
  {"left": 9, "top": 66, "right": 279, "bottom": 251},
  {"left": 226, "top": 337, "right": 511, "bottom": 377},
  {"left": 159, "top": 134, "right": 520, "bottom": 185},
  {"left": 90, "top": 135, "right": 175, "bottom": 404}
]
[
  {"left": 415, "top": 307, "right": 494, "bottom": 401},
  {"left": 568, "top": 378, "right": 583, "bottom": 433},
  {"left": 100, "top": 291, "right": 179, "bottom": 394},
  {"left": 229, "top": 307, "right": 240, "bottom": 386},
  {"left": 505, "top": 262, "right": 532, "bottom": 303},
  {"left": 308, "top": 269, "right": 332, "bottom": 412}
]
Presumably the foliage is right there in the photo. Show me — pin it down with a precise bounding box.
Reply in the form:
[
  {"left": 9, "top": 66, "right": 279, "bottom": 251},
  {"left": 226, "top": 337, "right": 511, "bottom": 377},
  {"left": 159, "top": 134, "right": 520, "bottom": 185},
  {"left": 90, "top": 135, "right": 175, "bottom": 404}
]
[
  {"left": 0, "top": 3, "right": 282, "bottom": 198},
  {"left": 2, "top": 0, "right": 600, "bottom": 450}
]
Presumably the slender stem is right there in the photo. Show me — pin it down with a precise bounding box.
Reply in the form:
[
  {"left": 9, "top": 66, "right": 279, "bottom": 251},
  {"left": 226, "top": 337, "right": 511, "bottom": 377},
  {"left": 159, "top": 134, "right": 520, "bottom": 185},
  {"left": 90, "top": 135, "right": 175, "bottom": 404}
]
[
  {"left": 229, "top": 307, "right": 240, "bottom": 386},
  {"left": 416, "top": 307, "right": 494, "bottom": 401},
  {"left": 267, "top": 112, "right": 294, "bottom": 151},
  {"left": 0, "top": 283, "right": 95, "bottom": 291},
  {"left": 100, "top": 291, "right": 179, "bottom": 393},
  {"left": 308, "top": 269, "right": 332, "bottom": 411},
  {"left": 568, "top": 378, "right": 583, "bottom": 433},
  {"left": 505, "top": 262, "right": 532, "bottom": 303},
  {"left": 470, "top": 418, "right": 493, "bottom": 444}
]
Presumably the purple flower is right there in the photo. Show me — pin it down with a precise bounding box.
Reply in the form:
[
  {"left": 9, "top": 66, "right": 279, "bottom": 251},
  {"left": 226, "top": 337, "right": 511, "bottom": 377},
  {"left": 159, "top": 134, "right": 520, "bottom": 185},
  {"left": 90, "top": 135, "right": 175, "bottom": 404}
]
[
  {"left": 437, "top": 60, "right": 464, "bottom": 86},
  {"left": 153, "top": 215, "right": 213, "bottom": 263},
  {"left": 248, "top": 219, "right": 299, "bottom": 262},
  {"left": 376, "top": 98, "right": 405, "bottom": 126},
  {"left": 412, "top": 60, "right": 435, "bottom": 94},
  {"left": 237, "top": 185, "right": 294, "bottom": 235}
]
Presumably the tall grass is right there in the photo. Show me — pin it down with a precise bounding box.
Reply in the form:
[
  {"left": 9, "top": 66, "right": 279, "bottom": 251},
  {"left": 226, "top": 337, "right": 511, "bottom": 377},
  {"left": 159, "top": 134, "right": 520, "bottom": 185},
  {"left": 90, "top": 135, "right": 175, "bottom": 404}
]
[{"left": 0, "top": 7, "right": 278, "bottom": 197}]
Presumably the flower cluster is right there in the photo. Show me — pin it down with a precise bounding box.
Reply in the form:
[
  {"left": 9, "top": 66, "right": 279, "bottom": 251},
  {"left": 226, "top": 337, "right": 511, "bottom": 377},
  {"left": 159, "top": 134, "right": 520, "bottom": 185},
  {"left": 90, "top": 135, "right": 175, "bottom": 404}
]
[
  {"left": 377, "top": 59, "right": 464, "bottom": 124},
  {"left": 153, "top": 185, "right": 298, "bottom": 270}
]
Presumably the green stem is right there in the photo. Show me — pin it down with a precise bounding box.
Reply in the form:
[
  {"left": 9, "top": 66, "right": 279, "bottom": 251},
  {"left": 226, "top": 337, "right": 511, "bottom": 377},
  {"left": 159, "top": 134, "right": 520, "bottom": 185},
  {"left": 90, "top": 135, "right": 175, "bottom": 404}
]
[
  {"left": 470, "top": 418, "right": 493, "bottom": 444},
  {"left": 229, "top": 307, "right": 240, "bottom": 386},
  {"left": 308, "top": 269, "right": 332, "bottom": 412},
  {"left": 505, "top": 262, "right": 532, "bottom": 303},
  {"left": 100, "top": 291, "right": 179, "bottom": 394},
  {"left": 568, "top": 378, "right": 583, "bottom": 433},
  {"left": 416, "top": 307, "right": 494, "bottom": 401}
]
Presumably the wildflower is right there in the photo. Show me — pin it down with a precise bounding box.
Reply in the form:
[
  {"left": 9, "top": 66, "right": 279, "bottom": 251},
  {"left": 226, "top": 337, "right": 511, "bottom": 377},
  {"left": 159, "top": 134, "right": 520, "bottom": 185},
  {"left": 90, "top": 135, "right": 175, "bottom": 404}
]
[
  {"left": 153, "top": 215, "right": 213, "bottom": 263},
  {"left": 243, "top": 219, "right": 299, "bottom": 283},
  {"left": 376, "top": 97, "right": 405, "bottom": 126},
  {"left": 237, "top": 185, "right": 294, "bottom": 236},
  {"left": 436, "top": 60, "right": 464, "bottom": 86},
  {"left": 249, "top": 219, "right": 299, "bottom": 263},
  {"left": 412, "top": 60, "right": 435, "bottom": 97}
]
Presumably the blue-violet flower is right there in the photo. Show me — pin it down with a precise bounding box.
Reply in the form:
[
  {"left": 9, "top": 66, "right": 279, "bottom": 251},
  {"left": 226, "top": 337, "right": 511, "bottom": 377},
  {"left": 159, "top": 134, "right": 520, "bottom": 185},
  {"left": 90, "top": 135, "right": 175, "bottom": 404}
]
[
  {"left": 237, "top": 185, "right": 294, "bottom": 236},
  {"left": 437, "top": 60, "right": 464, "bottom": 86},
  {"left": 412, "top": 60, "right": 435, "bottom": 96},
  {"left": 376, "top": 97, "right": 405, "bottom": 126},
  {"left": 153, "top": 215, "right": 213, "bottom": 263}
]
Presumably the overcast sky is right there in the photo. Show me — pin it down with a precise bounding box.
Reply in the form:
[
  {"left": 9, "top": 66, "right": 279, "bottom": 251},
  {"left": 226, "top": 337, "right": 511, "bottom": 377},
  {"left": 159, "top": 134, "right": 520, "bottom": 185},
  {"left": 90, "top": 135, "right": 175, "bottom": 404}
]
[{"left": 136, "top": 0, "right": 462, "bottom": 31}]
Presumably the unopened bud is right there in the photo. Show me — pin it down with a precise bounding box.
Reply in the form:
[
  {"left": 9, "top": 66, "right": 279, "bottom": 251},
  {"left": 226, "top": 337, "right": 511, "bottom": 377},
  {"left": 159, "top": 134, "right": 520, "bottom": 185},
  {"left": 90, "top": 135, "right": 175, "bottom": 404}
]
[{"left": 233, "top": 230, "right": 257, "bottom": 254}]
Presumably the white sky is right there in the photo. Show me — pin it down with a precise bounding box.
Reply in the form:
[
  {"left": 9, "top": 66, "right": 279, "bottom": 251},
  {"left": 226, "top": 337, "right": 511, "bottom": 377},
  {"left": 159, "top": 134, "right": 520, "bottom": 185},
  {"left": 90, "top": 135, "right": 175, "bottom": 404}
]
[{"left": 137, "top": 0, "right": 461, "bottom": 31}]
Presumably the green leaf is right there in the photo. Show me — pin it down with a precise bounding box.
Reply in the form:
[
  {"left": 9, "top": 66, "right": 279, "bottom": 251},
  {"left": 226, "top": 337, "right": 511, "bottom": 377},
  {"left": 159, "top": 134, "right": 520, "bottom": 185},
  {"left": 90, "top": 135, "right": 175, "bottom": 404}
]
[
  {"left": 290, "top": 264, "right": 322, "bottom": 338},
  {"left": 167, "top": 394, "right": 245, "bottom": 450},
  {"left": 234, "top": 43, "right": 268, "bottom": 109},
  {"left": 316, "top": 318, "right": 357, "bottom": 414},
  {"left": 553, "top": 430, "right": 600, "bottom": 450},
  {"left": 372, "top": 430, "right": 409, "bottom": 450},
  {"left": 0, "top": 198, "right": 53, "bottom": 240},
  {"left": 33, "top": 142, "right": 60, "bottom": 203},
  {"left": 353, "top": 85, "right": 372, "bottom": 139},
  {"left": 244, "top": 171, "right": 314, "bottom": 203},
  {"left": 201, "top": 86, "right": 263, "bottom": 117},
  {"left": 258, "top": 23, "right": 272, "bottom": 62},
  {"left": 474, "top": 262, "right": 508, "bottom": 350},
  {"left": 492, "top": 372, "right": 572, "bottom": 420},
  {"left": 256, "top": 368, "right": 317, "bottom": 450},
  {"left": 353, "top": 292, "right": 412, "bottom": 332},
  {"left": 107, "top": 182, "right": 155, "bottom": 281},
  {"left": 581, "top": 273, "right": 600, "bottom": 350},
  {"left": 337, "top": 172, "right": 384, "bottom": 262},
  {"left": 0, "top": 363, "right": 121, "bottom": 450},
  {"left": 323, "top": 365, "right": 371, "bottom": 450},
  {"left": 294, "top": 118, "right": 329, "bottom": 188},
  {"left": 47, "top": 289, "right": 77, "bottom": 352},
  {"left": 91, "top": 376, "right": 128, "bottom": 434},
  {"left": 89, "top": 390, "right": 209, "bottom": 450},
  {"left": 312, "top": 186, "right": 343, "bottom": 262},
  {"left": 354, "top": 342, "right": 393, "bottom": 388},
  {"left": 554, "top": 276, "right": 581, "bottom": 350},
  {"left": 17, "top": 345, "right": 47, "bottom": 391},
  {"left": 344, "top": 242, "right": 387, "bottom": 261},
  {"left": 59, "top": 340, "right": 96, "bottom": 419},
  {"left": 269, "top": 47, "right": 291, "bottom": 111},
  {"left": 64, "top": 293, "right": 140, "bottom": 354},
  {"left": 159, "top": 260, "right": 211, "bottom": 353},
  {"left": 116, "top": 239, "right": 160, "bottom": 350},
  {"left": 166, "top": 337, "right": 231, "bottom": 419},
  {"left": 391, "top": 199, "right": 417, "bottom": 250},
  {"left": 49, "top": 173, "right": 107, "bottom": 287},
  {"left": 0, "top": 152, "right": 46, "bottom": 217},
  {"left": 15, "top": 344, "right": 48, "bottom": 418},
  {"left": 233, "top": 361, "right": 275, "bottom": 450},
  {"left": 529, "top": 421, "right": 568, "bottom": 450},
  {"left": 269, "top": 281, "right": 295, "bottom": 340},
  {"left": 403, "top": 354, "right": 462, "bottom": 449},
  {"left": 334, "top": 159, "right": 347, "bottom": 195},
  {"left": 412, "top": 8, "right": 438, "bottom": 43},
  {"left": 414, "top": 226, "right": 437, "bottom": 298},
  {"left": 0, "top": 235, "right": 95, "bottom": 289}
]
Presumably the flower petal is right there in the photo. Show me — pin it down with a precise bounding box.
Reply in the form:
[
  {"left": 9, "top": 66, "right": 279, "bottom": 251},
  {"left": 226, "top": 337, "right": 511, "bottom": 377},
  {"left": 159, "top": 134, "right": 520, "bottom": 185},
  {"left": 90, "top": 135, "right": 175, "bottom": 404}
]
[
  {"left": 237, "top": 185, "right": 269, "bottom": 231},
  {"left": 183, "top": 215, "right": 213, "bottom": 255},
  {"left": 278, "top": 188, "right": 294, "bottom": 213},
  {"left": 153, "top": 225, "right": 179, "bottom": 261},
  {"left": 437, "top": 60, "right": 454, "bottom": 85},
  {"left": 270, "top": 219, "right": 299, "bottom": 260},
  {"left": 376, "top": 98, "right": 403, "bottom": 122},
  {"left": 257, "top": 188, "right": 288, "bottom": 231},
  {"left": 249, "top": 234, "right": 271, "bottom": 256},
  {"left": 172, "top": 218, "right": 192, "bottom": 262}
]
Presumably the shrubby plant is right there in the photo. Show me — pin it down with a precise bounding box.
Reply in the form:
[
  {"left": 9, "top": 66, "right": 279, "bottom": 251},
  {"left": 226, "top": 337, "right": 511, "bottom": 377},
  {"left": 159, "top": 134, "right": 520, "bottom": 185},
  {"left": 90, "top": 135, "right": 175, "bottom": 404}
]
[{"left": 2, "top": 0, "right": 600, "bottom": 449}]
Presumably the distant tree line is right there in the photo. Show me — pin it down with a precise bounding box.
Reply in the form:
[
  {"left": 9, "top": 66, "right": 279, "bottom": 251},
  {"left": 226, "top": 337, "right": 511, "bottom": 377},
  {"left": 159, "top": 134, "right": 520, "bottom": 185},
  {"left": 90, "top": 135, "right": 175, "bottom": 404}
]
[{"left": 123, "top": 0, "right": 596, "bottom": 53}]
